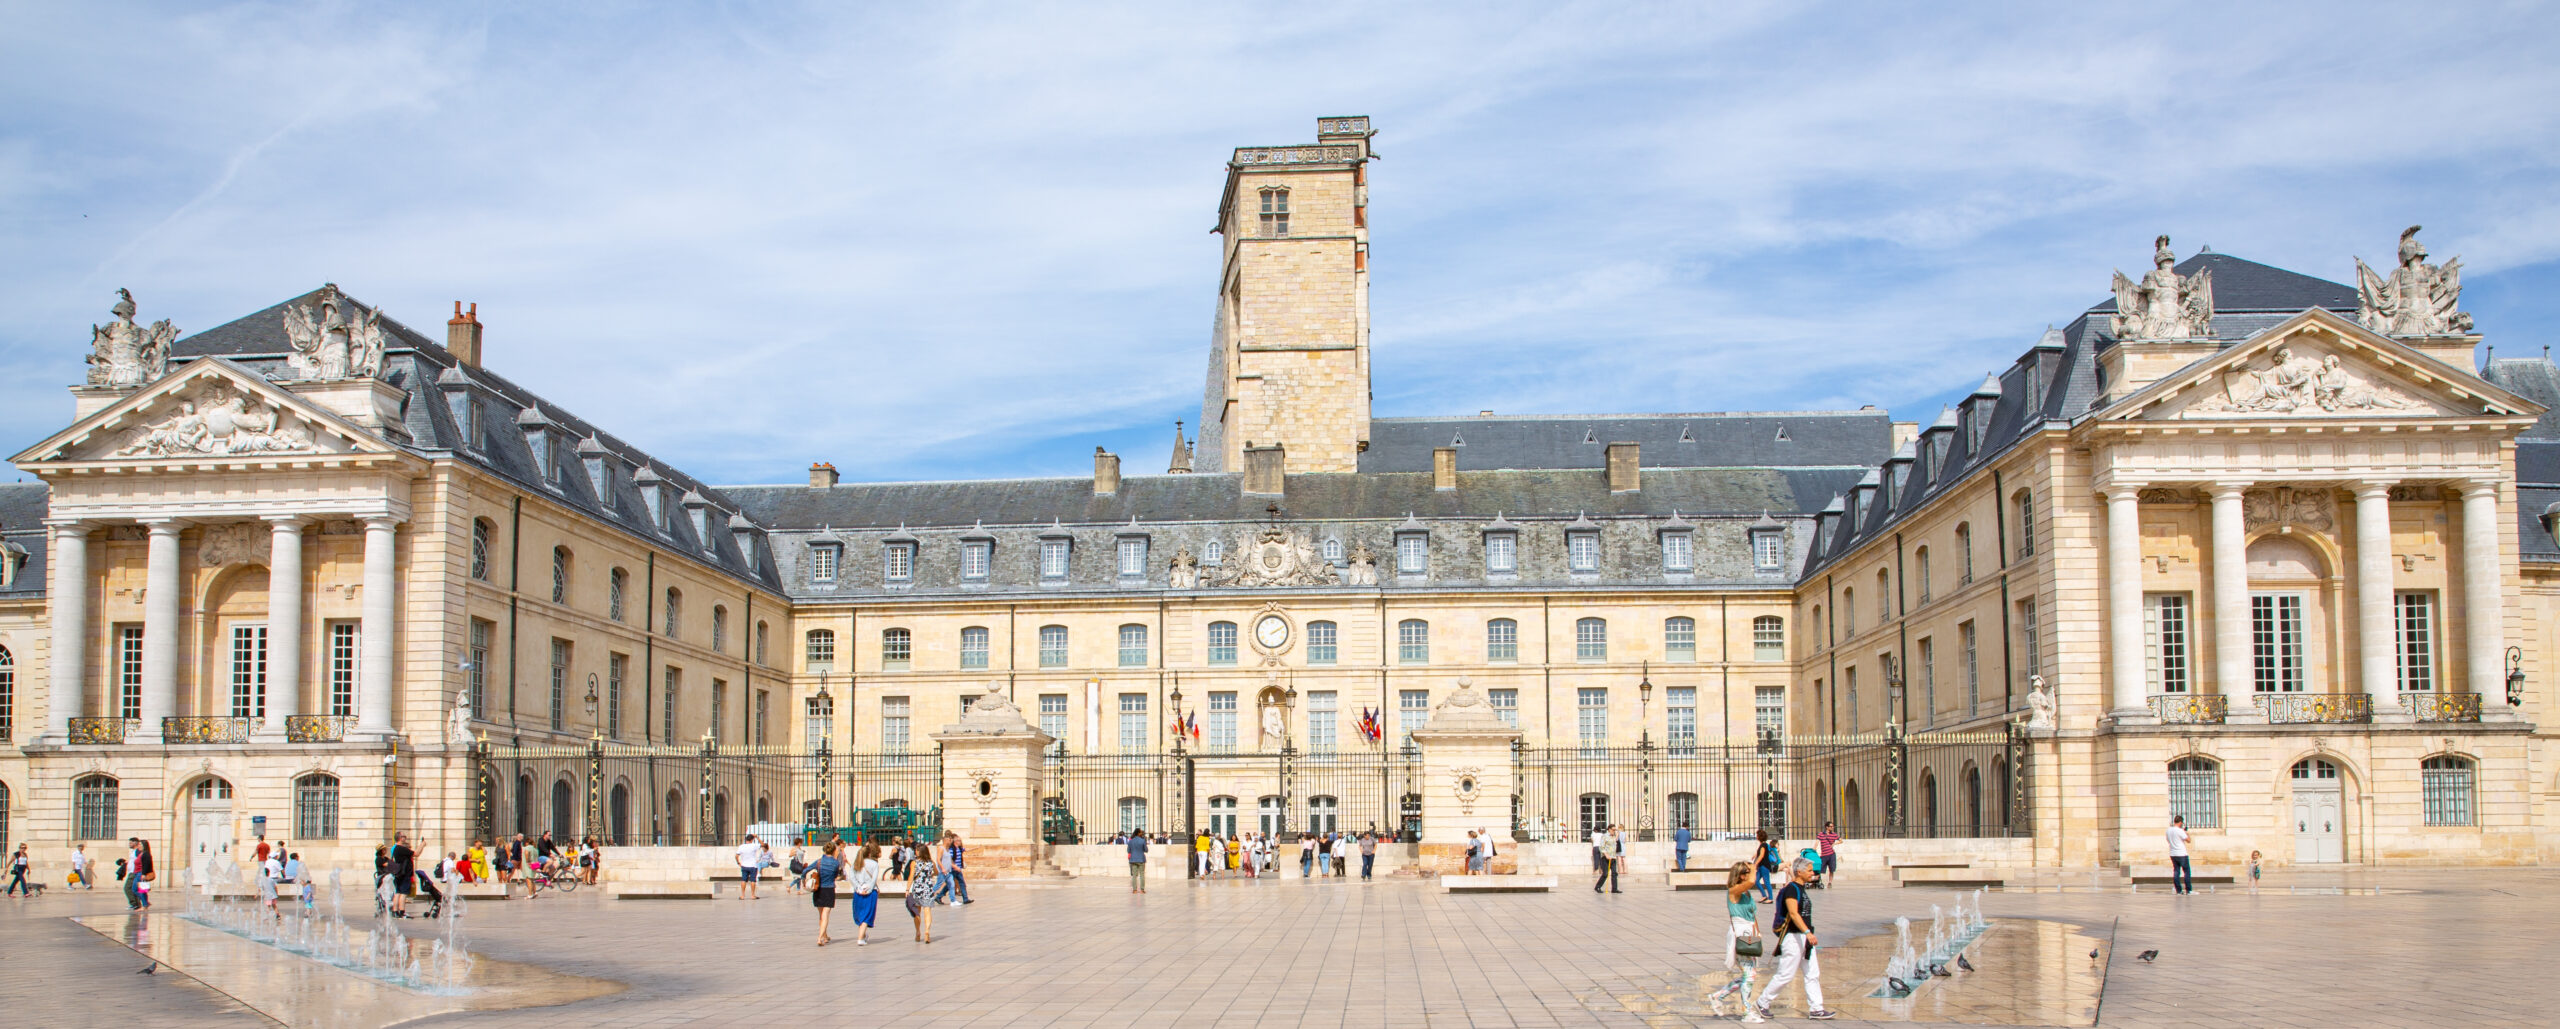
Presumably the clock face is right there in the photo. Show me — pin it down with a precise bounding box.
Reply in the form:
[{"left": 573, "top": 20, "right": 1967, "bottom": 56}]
[{"left": 1254, "top": 614, "right": 1291, "bottom": 650}]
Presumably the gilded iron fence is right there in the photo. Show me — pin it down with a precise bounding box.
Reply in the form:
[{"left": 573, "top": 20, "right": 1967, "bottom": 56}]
[
  {"left": 2257, "top": 693, "right": 2372, "bottom": 724},
  {"left": 2148, "top": 694, "right": 2228, "bottom": 724},
  {"left": 475, "top": 741, "right": 941, "bottom": 848},
  {"left": 162, "top": 716, "right": 252, "bottom": 744},
  {"left": 68, "top": 717, "right": 136, "bottom": 744},
  {"left": 2401, "top": 692, "right": 2481, "bottom": 723},
  {"left": 1510, "top": 730, "right": 2026, "bottom": 843}
]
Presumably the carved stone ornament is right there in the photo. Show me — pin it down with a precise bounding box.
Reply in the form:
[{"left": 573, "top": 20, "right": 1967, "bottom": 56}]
[
  {"left": 2110, "top": 235, "right": 2214, "bottom": 340},
  {"left": 2137, "top": 487, "right": 2193, "bottom": 505},
  {"left": 1343, "top": 542, "right": 1379, "bottom": 587},
  {"left": 2024, "top": 675, "right": 2056, "bottom": 730},
  {"left": 2357, "top": 226, "right": 2473, "bottom": 336},
  {"left": 1423, "top": 677, "right": 1511, "bottom": 733},
  {"left": 1204, "top": 528, "right": 1341, "bottom": 588},
  {"left": 966, "top": 771, "right": 1001, "bottom": 813},
  {"left": 2243, "top": 487, "right": 2336, "bottom": 532},
  {"left": 1167, "top": 547, "right": 1199, "bottom": 589},
  {"left": 114, "top": 381, "right": 314, "bottom": 457},
  {"left": 2187, "top": 344, "right": 2417, "bottom": 416},
  {"left": 87, "top": 288, "right": 178, "bottom": 389},
  {"left": 279, "top": 284, "right": 389, "bottom": 382},
  {"left": 198, "top": 523, "right": 264, "bottom": 567},
  {"left": 945, "top": 682, "right": 1034, "bottom": 735}
]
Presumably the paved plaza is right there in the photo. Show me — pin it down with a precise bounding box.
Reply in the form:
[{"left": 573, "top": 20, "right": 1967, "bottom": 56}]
[{"left": 4, "top": 866, "right": 2556, "bottom": 1028}]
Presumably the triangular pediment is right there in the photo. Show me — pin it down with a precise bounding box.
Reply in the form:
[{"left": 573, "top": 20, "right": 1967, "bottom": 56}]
[
  {"left": 10, "top": 358, "right": 397, "bottom": 466},
  {"left": 2103, "top": 308, "right": 2538, "bottom": 424}
]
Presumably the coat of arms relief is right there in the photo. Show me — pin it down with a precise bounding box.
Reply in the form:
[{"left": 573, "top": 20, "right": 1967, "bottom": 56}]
[
  {"left": 2184, "top": 343, "right": 2420, "bottom": 417},
  {"left": 112, "top": 380, "right": 316, "bottom": 458}
]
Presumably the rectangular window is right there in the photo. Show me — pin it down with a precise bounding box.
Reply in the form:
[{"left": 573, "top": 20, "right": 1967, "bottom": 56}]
[
  {"left": 1960, "top": 621, "right": 1979, "bottom": 714},
  {"left": 883, "top": 696, "right": 910, "bottom": 754},
  {"left": 960, "top": 626, "right": 990, "bottom": 669},
  {"left": 609, "top": 568, "right": 627, "bottom": 621},
  {"left": 230, "top": 624, "right": 268, "bottom": 720},
  {"left": 662, "top": 667, "right": 681, "bottom": 743},
  {"left": 1117, "top": 538, "right": 1147, "bottom": 578},
  {"left": 809, "top": 544, "right": 838, "bottom": 584},
  {"left": 1667, "top": 686, "right": 1696, "bottom": 756},
  {"left": 1486, "top": 619, "right": 1518, "bottom": 663},
  {"left": 1575, "top": 618, "right": 1607, "bottom": 662},
  {"left": 1191, "top": 621, "right": 1237, "bottom": 670},
  {"left": 1259, "top": 187, "right": 1289, "bottom": 237},
  {"left": 804, "top": 695, "right": 832, "bottom": 751},
  {"left": 1118, "top": 624, "right": 1148, "bottom": 667},
  {"left": 1753, "top": 531, "right": 1784, "bottom": 571},
  {"left": 1661, "top": 532, "right": 1692, "bottom": 572},
  {"left": 2395, "top": 592, "right": 2436, "bottom": 692},
  {"left": 75, "top": 779, "right": 117, "bottom": 840},
  {"left": 1485, "top": 533, "right": 1517, "bottom": 574},
  {"left": 1040, "top": 625, "right": 1069, "bottom": 668},
  {"left": 1755, "top": 686, "right": 1785, "bottom": 737},
  {"left": 882, "top": 629, "right": 912, "bottom": 671},
  {"left": 1398, "top": 620, "right": 1429, "bottom": 664},
  {"left": 1665, "top": 618, "right": 1696, "bottom": 662},
  {"left": 1918, "top": 638, "right": 1936, "bottom": 726},
  {"left": 1489, "top": 688, "right": 1518, "bottom": 728},
  {"left": 117, "top": 624, "right": 144, "bottom": 721},
  {"left": 755, "top": 689, "right": 769, "bottom": 746},
  {"left": 2167, "top": 762, "right": 2221, "bottom": 829},
  {"left": 1396, "top": 535, "right": 1427, "bottom": 575},
  {"left": 607, "top": 652, "right": 627, "bottom": 740},
  {"left": 549, "top": 638, "right": 571, "bottom": 732},
  {"left": 1568, "top": 532, "right": 1599, "bottom": 573},
  {"left": 1399, "top": 689, "right": 1429, "bottom": 752},
  {"left": 1040, "top": 539, "right": 1070, "bottom": 580},
  {"left": 323, "top": 622, "right": 358, "bottom": 718},
  {"left": 2016, "top": 492, "right": 2037, "bottom": 558},
  {"left": 2250, "top": 594, "right": 2306, "bottom": 692},
  {"left": 710, "top": 679, "right": 727, "bottom": 744},
  {"left": 1209, "top": 691, "right": 1238, "bottom": 752},
  {"left": 1754, "top": 617, "right": 1784, "bottom": 661},
  {"left": 2145, "top": 594, "right": 2191, "bottom": 694},
  {"left": 1576, "top": 688, "right": 1607, "bottom": 755},
  {"left": 2017, "top": 599, "right": 2040, "bottom": 681},
  {"left": 1039, "top": 694, "right": 1068, "bottom": 744},
  {"left": 1308, "top": 691, "right": 1337, "bottom": 754},
  {"left": 962, "top": 540, "right": 991, "bottom": 580},
  {"left": 1307, "top": 621, "right": 1337, "bottom": 665},
  {"left": 1117, "top": 693, "right": 1147, "bottom": 754},
  {"left": 2422, "top": 761, "right": 2474, "bottom": 826},
  {"left": 883, "top": 543, "right": 914, "bottom": 583}
]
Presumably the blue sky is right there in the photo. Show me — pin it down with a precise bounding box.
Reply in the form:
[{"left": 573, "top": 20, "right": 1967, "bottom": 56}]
[{"left": 5, "top": 2, "right": 2558, "bottom": 486}]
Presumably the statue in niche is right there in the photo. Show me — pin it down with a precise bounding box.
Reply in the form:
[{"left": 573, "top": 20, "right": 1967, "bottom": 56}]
[
  {"left": 280, "top": 285, "right": 389, "bottom": 381},
  {"left": 2110, "top": 235, "right": 2214, "bottom": 340},
  {"left": 87, "top": 288, "right": 177, "bottom": 389},
  {"left": 2356, "top": 226, "right": 2472, "bottom": 336},
  {"left": 2024, "top": 675, "right": 2056, "bottom": 730},
  {"left": 1259, "top": 703, "right": 1287, "bottom": 748}
]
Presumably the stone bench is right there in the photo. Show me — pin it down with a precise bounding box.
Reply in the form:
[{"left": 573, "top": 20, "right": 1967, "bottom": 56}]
[
  {"left": 2129, "top": 865, "right": 2238, "bottom": 885},
  {"left": 452, "top": 882, "right": 512, "bottom": 900},
  {"left": 607, "top": 881, "right": 717, "bottom": 899},
  {"left": 1665, "top": 871, "right": 1731, "bottom": 891},
  {"left": 1896, "top": 867, "right": 2005, "bottom": 888},
  {"left": 1442, "top": 875, "right": 1556, "bottom": 893}
]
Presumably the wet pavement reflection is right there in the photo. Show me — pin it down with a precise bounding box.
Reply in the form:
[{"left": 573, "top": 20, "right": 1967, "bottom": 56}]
[{"left": 1584, "top": 918, "right": 2109, "bottom": 1026}]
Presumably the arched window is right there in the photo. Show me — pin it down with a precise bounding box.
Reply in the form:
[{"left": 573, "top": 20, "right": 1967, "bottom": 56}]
[
  {"left": 2290, "top": 757, "right": 2340, "bottom": 780},
  {"left": 1668, "top": 792, "right": 1699, "bottom": 830},
  {"left": 882, "top": 628, "right": 912, "bottom": 671},
  {"left": 1915, "top": 546, "right": 1931, "bottom": 602},
  {"left": 1955, "top": 523, "right": 1974, "bottom": 584},
  {"left": 1919, "top": 771, "right": 1939, "bottom": 838},
  {"left": 1486, "top": 618, "right": 1519, "bottom": 662},
  {"left": 1039, "top": 625, "right": 1069, "bottom": 668},
  {"left": 1963, "top": 765, "right": 1983, "bottom": 835},
  {"left": 663, "top": 588, "right": 682, "bottom": 638},
  {"left": 1843, "top": 779, "right": 1864, "bottom": 833},
  {"left": 1207, "top": 796, "right": 1239, "bottom": 837},
  {"left": 1203, "top": 540, "right": 1224, "bottom": 565},
  {"left": 1812, "top": 781, "right": 1829, "bottom": 828},
  {"left": 712, "top": 605, "right": 729, "bottom": 653},
  {"left": 515, "top": 773, "right": 535, "bottom": 837},
  {"left": 1877, "top": 569, "right": 1892, "bottom": 620},
  {"left": 1117, "top": 796, "right": 1149, "bottom": 834},
  {"left": 959, "top": 626, "right": 990, "bottom": 669},
  {"left": 714, "top": 790, "right": 731, "bottom": 842},
  {"left": 2421, "top": 755, "right": 2474, "bottom": 826},
  {"left": 551, "top": 546, "right": 571, "bottom": 604},
  {"left": 1753, "top": 616, "right": 1786, "bottom": 661},
  {"left": 609, "top": 567, "right": 628, "bottom": 621},
  {"left": 552, "top": 778, "right": 576, "bottom": 840},
  {"left": 1841, "top": 588, "right": 1856, "bottom": 636},
  {"left": 1207, "top": 621, "right": 1239, "bottom": 665},
  {"left": 805, "top": 629, "right": 836, "bottom": 669},
  {"left": 470, "top": 518, "right": 494, "bottom": 581},
  {"left": 2014, "top": 490, "right": 2036, "bottom": 558},
  {"left": 1811, "top": 605, "right": 1824, "bottom": 644},
  {"left": 1397, "top": 619, "right": 1429, "bottom": 664},
  {"left": 1664, "top": 617, "right": 1697, "bottom": 662},
  {"left": 756, "top": 794, "right": 772, "bottom": 825},
  {"left": 2167, "top": 756, "right": 2220, "bottom": 828},
  {"left": 295, "top": 773, "right": 340, "bottom": 839},
  {"left": 1575, "top": 617, "right": 1608, "bottom": 662},
  {"left": 1118, "top": 624, "right": 1149, "bottom": 668},
  {"left": 1578, "top": 793, "right": 1610, "bottom": 837},
  {"left": 1307, "top": 795, "right": 1339, "bottom": 835},
  {"left": 74, "top": 774, "right": 118, "bottom": 840},
  {"left": 1257, "top": 795, "right": 1284, "bottom": 836},
  {"left": 610, "top": 782, "right": 631, "bottom": 845}
]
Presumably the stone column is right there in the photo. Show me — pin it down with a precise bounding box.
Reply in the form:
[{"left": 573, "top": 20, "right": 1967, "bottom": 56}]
[
  {"left": 357, "top": 516, "right": 399, "bottom": 737},
  {"left": 257, "top": 517, "right": 306, "bottom": 740},
  {"left": 2353, "top": 484, "right": 2406, "bottom": 722},
  {"left": 931, "top": 683, "right": 1056, "bottom": 877},
  {"left": 140, "top": 518, "right": 183, "bottom": 734},
  {"left": 1408, "top": 678, "right": 1524, "bottom": 875},
  {"left": 2104, "top": 486, "right": 2152, "bottom": 722},
  {"left": 2209, "top": 485, "right": 2262, "bottom": 723},
  {"left": 2459, "top": 480, "right": 2505, "bottom": 700},
  {"left": 45, "top": 521, "right": 90, "bottom": 740}
]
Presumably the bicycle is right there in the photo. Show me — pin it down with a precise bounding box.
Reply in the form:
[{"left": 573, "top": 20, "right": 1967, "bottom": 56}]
[{"left": 525, "top": 862, "right": 580, "bottom": 895}]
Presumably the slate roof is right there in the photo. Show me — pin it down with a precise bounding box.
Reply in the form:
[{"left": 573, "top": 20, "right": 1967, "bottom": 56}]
[
  {"left": 1359, "top": 412, "right": 1893, "bottom": 474},
  {"left": 2483, "top": 357, "right": 2560, "bottom": 440},
  {"left": 0, "top": 482, "right": 47, "bottom": 598},
  {"left": 2085, "top": 251, "right": 2359, "bottom": 316}
]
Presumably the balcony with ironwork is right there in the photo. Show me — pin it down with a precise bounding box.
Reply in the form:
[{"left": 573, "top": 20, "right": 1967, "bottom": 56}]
[
  {"left": 286, "top": 715, "right": 357, "bottom": 742},
  {"left": 2255, "top": 693, "right": 2371, "bottom": 724},
  {"left": 2148, "top": 694, "right": 2228, "bottom": 724},
  {"left": 68, "top": 717, "right": 137, "bottom": 744},
  {"left": 162, "top": 716, "right": 253, "bottom": 744},
  {"left": 2401, "top": 692, "right": 2482, "bottom": 723}
]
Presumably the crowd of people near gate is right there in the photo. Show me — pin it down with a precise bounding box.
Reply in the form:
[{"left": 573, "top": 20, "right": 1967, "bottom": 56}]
[{"left": 764, "top": 829, "right": 975, "bottom": 947}]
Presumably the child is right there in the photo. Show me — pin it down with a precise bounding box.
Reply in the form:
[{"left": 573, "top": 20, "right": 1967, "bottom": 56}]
[
  {"left": 2247, "top": 850, "right": 2262, "bottom": 892},
  {"left": 1706, "top": 861, "right": 1765, "bottom": 1022}
]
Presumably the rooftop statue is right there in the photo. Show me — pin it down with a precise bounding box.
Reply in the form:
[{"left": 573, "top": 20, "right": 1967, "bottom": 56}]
[
  {"left": 281, "top": 284, "right": 389, "bottom": 382},
  {"left": 2109, "top": 235, "right": 2214, "bottom": 340},
  {"left": 2356, "top": 226, "right": 2473, "bottom": 336},
  {"left": 87, "top": 288, "right": 178, "bottom": 389}
]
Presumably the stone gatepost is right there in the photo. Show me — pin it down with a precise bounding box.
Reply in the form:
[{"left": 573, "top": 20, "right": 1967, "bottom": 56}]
[
  {"left": 1410, "top": 678, "right": 1523, "bottom": 875},
  {"left": 931, "top": 683, "right": 1055, "bottom": 878}
]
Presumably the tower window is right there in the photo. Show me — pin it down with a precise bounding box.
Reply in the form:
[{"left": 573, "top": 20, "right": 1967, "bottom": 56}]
[{"left": 1258, "top": 187, "right": 1289, "bottom": 237}]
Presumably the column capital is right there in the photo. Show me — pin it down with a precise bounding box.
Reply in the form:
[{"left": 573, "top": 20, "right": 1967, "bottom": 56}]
[
  {"left": 2352, "top": 481, "right": 2396, "bottom": 500},
  {"left": 261, "top": 513, "right": 310, "bottom": 528},
  {"left": 140, "top": 516, "right": 186, "bottom": 534},
  {"left": 2206, "top": 482, "right": 2250, "bottom": 501},
  {"left": 362, "top": 514, "right": 402, "bottom": 531},
  {"left": 2455, "top": 478, "right": 2504, "bottom": 498},
  {"left": 43, "top": 518, "right": 94, "bottom": 536},
  {"left": 2100, "top": 484, "right": 2143, "bottom": 502}
]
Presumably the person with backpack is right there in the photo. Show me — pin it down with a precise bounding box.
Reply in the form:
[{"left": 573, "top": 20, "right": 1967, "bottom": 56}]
[
  {"left": 1753, "top": 858, "right": 1837, "bottom": 1020},
  {"left": 7, "top": 844, "right": 32, "bottom": 896},
  {"left": 1750, "top": 830, "right": 1779, "bottom": 904}
]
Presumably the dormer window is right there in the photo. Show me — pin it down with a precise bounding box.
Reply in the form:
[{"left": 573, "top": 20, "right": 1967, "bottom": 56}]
[
  {"left": 1040, "top": 538, "right": 1071, "bottom": 581},
  {"left": 1117, "top": 537, "right": 1149, "bottom": 580},
  {"left": 1323, "top": 537, "right": 1344, "bottom": 565},
  {"left": 1751, "top": 530, "right": 1785, "bottom": 572},
  {"left": 809, "top": 543, "right": 841, "bottom": 584},
  {"left": 1395, "top": 533, "right": 1427, "bottom": 576},
  {"left": 1485, "top": 532, "right": 1517, "bottom": 575},
  {"left": 1660, "top": 530, "right": 1692, "bottom": 573},
  {"left": 961, "top": 539, "right": 991, "bottom": 581},
  {"left": 1203, "top": 540, "right": 1224, "bottom": 566},
  {"left": 1258, "top": 187, "right": 1289, "bottom": 237},
  {"left": 1567, "top": 531, "right": 1600, "bottom": 574},
  {"left": 883, "top": 542, "right": 915, "bottom": 583}
]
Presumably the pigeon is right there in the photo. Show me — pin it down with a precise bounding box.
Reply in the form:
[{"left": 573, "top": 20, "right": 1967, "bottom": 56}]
[
  {"left": 1957, "top": 955, "right": 1974, "bottom": 973},
  {"left": 2090, "top": 948, "right": 2102, "bottom": 964},
  {"left": 1930, "top": 963, "right": 1950, "bottom": 978},
  {"left": 136, "top": 964, "right": 156, "bottom": 975},
  {"left": 1888, "top": 977, "right": 1910, "bottom": 995},
  {"left": 2137, "top": 950, "right": 2159, "bottom": 963}
]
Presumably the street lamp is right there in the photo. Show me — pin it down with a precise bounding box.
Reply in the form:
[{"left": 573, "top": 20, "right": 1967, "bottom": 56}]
[
  {"left": 1883, "top": 655, "right": 1906, "bottom": 729},
  {"left": 1169, "top": 680, "right": 1187, "bottom": 756},
  {"left": 814, "top": 672, "right": 833, "bottom": 826},
  {"left": 2507, "top": 646, "right": 2526, "bottom": 708},
  {"left": 584, "top": 672, "right": 600, "bottom": 720},
  {"left": 1638, "top": 664, "right": 1654, "bottom": 748}
]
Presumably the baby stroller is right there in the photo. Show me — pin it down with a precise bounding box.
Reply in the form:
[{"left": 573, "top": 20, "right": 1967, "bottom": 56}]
[{"left": 1799, "top": 848, "right": 1824, "bottom": 888}]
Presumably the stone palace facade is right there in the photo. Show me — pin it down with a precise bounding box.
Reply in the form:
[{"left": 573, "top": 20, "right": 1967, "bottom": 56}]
[{"left": 0, "top": 118, "right": 2554, "bottom": 878}]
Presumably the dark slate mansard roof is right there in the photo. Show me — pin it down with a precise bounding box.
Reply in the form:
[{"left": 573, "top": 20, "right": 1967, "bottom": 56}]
[{"left": 2484, "top": 356, "right": 2560, "bottom": 565}]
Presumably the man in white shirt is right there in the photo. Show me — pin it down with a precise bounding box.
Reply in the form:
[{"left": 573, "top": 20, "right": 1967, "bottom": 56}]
[
  {"left": 1331, "top": 834, "right": 1351, "bottom": 878},
  {"left": 69, "top": 844, "right": 92, "bottom": 889},
  {"left": 736, "top": 834, "right": 765, "bottom": 900},
  {"left": 2165, "top": 816, "right": 2193, "bottom": 894}
]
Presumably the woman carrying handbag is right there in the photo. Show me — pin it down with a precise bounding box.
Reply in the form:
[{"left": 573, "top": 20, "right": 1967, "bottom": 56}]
[{"left": 1708, "top": 861, "right": 1765, "bottom": 1021}]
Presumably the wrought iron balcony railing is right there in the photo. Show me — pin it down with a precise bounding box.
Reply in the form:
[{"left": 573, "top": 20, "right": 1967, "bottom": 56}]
[
  {"left": 162, "top": 716, "right": 253, "bottom": 744},
  {"left": 2148, "top": 694, "right": 2228, "bottom": 724},
  {"left": 285, "top": 715, "right": 357, "bottom": 742},
  {"left": 68, "top": 717, "right": 136, "bottom": 744},
  {"left": 2401, "top": 692, "right": 2482, "bottom": 723},
  {"left": 2255, "top": 693, "right": 2371, "bottom": 724}
]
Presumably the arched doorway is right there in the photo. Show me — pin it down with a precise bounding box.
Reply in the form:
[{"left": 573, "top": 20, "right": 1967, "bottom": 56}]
[
  {"left": 1842, "top": 780, "right": 1862, "bottom": 834},
  {"left": 1256, "top": 795, "right": 1283, "bottom": 837},
  {"left": 2290, "top": 758, "right": 2346, "bottom": 863},
  {"left": 713, "top": 790, "right": 731, "bottom": 842},
  {"left": 664, "top": 788, "right": 685, "bottom": 845},
  {"left": 551, "top": 777, "right": 575, "bottom": 840},
  {"left": 1963, "top": 765, "right": 1983, "bottom": 836},
  {"left": 515, "top": 773, "right": 534, "bottom": 837},
  {"left": 609, "top": 782, "right": 631, "bottom": 845},
  {"left": 1920, "top": 771, "right": 1939, "bottom": 838},
  {"left": 184, "top": 776, "right": 235, "bottom": 886}
]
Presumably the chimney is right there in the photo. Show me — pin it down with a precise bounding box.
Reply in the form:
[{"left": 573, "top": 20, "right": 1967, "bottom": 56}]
[
  {"left": 808, "top": 462, "right": 838, "bottom": 488},
  {"left": 1606, "top": 442, "right": 1641, "bottom": 493},
  {"left": 447, "top": 302, "right": 483, "bottom": 367},
  {"left": 1433, "top": 447, "right": 1458, "bottom": 491},
  {"left": 1094, "top": 447, "right": 1121, "bottom": 495},
  {"left": 1242, "top": 442, "right": 1286, "bottom": 495}
]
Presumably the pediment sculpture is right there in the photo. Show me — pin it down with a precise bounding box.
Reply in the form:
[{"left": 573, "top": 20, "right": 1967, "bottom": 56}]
[
  {"left": 113, "top": 381, "right": 314, "bottom": 457},
  {"left": 1203, "top": 527, "right": 1340, "bottom": 587},
  {"left": 2187, "top": 344, "right": 2417, "bottom": 416},
  {"left": 2356, "top": 226, "right": 2473, "bottom": 337},
  {"left": 2110, "top": 235, "right": 2214, "bottom": 340},
  {"left": 2242, "top": 486, "right": 2334, "bottom": 533},
  {"left": 280, "top": 285, "right": 389, "bottom": 382},
  {"left": 87, "top": 288, "right": 178, "bottom": 389}
]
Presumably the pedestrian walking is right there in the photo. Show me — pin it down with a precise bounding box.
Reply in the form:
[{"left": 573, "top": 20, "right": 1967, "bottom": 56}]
[
  {"left": 908, "top": 837, "right": 942, "bottom": 943},
  {"left": 1331, "top": 833, "right": 1351, "bottom": 878},
  {"left": 807, "top": 839, "right": 844, "bottom": 946},
  {"left": 1206, "top": 833, "right": 1226, "bottom": 880},
  {"left": 1359, "top": 832, "right": 1377, "bottom": 879},
  {"left": 1754, "top": 857, "right": 1836, "bottom": 1020},
  {"left": 2166, "top": 815, "right": 2193, "bottom": 894},
  {"left": 1127, "top": 831, "right": 1150, "bottom": 893},
  {"left": 1589, "top": 824, "right": 1608, "bottom": 891},
  {"left": 7, "top": 844, "right": 32, "bottom": 896},
  {"left": 1594, "top": 825, "right": 1621, "bottom": 893},
  {"left": 132, "top": 839, "right": 156, "bottom": 909},
  {"left": 848, "top": 842, "right": 884, "bottom": 945},
  {"left": 1674, "top": 822, "right": 1694, "bottom": 872},
  {"left": 943, "top": 832, "right": 973, "bottom": 904},
  {"left": 258, "top": 848, "right": 283, "bottom": 917},
  {"left": 1814, "top": 822, "right": 1841, "bottom": 888},
  {"left": 1750, "top": 830, "right": 1778, "bottom": 904},
  {"left": 1299, "top": 833, "right": 1315, "bottom": 877},
  {"left": 1707, "top": 861, "right": 1764, "bottom": 1021},
  {"left": 121, "top": 838, "right": 144, "bottom": 909},
  {"left": 70, "top": 843, "right": 94, "bottom": 890},
  {"left": 736, "top": 833, "right": 765, "bottom": 900}
]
